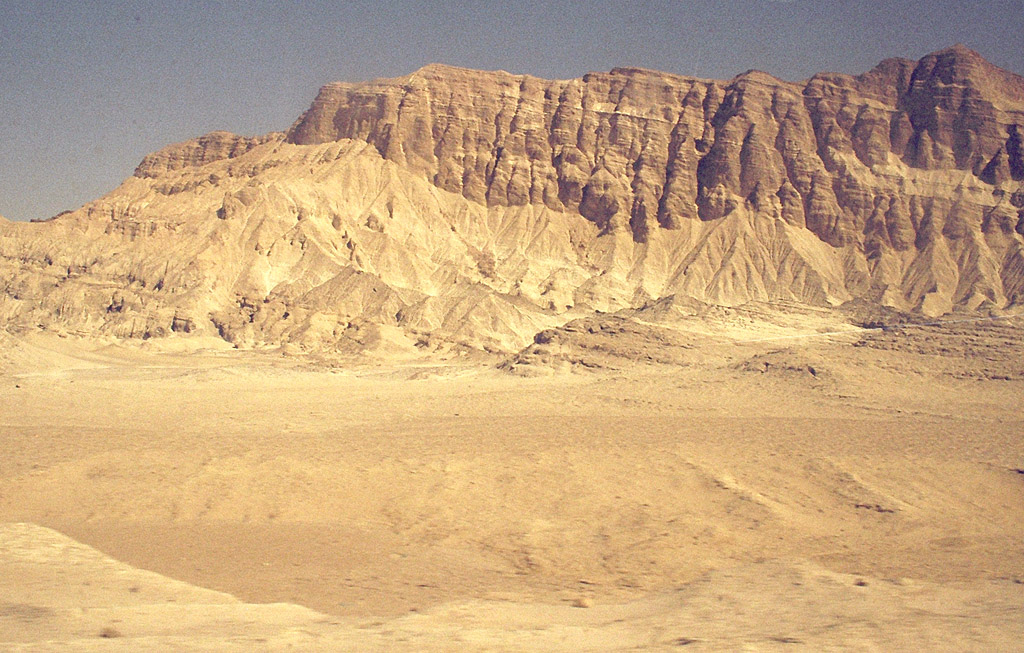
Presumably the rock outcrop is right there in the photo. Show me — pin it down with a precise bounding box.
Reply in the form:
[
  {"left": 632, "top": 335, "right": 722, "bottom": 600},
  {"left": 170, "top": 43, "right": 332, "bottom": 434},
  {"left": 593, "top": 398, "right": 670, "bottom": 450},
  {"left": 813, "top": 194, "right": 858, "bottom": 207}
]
[
  {"left": 134, "top": 131, "right": 283, "bottom": 179},
  {"left": 287, "top": 46, "right": 1024, "bottom": 247},
  {"left": 1, "top": 46, "right": 1022, "bottom": 352}
]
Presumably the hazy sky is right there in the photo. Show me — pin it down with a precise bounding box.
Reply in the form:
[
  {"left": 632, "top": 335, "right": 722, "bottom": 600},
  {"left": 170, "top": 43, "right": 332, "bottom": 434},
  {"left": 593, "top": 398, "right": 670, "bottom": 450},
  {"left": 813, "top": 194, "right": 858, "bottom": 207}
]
[{"left": 2, "top": 0, "right": 1023, "bottom": 222}]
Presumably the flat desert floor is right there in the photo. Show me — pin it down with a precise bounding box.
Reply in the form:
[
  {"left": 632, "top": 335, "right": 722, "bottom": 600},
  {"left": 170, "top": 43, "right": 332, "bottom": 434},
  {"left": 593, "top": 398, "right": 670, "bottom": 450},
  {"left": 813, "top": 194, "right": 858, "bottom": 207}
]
[{"left": 2, "top": 306, "right": 1023, "bottom": 650}]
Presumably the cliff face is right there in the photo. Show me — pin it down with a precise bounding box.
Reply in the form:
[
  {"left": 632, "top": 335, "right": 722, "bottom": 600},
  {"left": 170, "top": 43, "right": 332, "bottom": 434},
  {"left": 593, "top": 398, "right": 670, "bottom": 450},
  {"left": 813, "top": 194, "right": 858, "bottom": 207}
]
[
  {"left": 134, "top": 131, "right": 283, "bottom": 179},
  {"left": 2, "top": 46, "right": 1023, "bottom": 352},
  {"left": 286, "top": 45, "right": 1024, "bottom": 247}
]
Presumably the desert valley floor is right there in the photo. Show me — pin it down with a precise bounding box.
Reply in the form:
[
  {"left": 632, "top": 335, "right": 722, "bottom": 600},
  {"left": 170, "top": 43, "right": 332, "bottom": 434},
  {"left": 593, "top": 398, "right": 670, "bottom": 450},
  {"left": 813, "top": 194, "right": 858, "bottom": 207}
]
[{"left": 1, "top": 305, "right": 1022, "bottom": 651}]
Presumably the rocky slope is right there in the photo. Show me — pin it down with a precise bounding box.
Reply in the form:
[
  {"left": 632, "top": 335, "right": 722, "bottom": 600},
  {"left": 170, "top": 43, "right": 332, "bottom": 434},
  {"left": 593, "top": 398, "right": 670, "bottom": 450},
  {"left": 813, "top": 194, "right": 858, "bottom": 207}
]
[{"left": 1, "top": 45, "right": 1022, "bottom": 352}]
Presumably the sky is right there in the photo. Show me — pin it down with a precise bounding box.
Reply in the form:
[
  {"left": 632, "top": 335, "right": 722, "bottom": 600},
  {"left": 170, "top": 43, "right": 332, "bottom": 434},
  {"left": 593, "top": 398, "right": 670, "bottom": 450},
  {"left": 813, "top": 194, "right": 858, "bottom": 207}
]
[{"left": 2, "top": 0, "right": 1023, "bottom": 222}]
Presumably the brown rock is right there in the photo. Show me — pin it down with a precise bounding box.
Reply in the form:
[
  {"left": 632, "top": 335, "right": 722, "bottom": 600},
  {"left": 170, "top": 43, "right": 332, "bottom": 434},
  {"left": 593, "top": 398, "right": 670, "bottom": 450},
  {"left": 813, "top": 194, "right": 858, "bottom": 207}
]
[
  {"left": 1, "top": 46, "right": 1022, "bottom": 351},
  {"left": 134, "top": 131, "right": 283, "bottom": 178}
]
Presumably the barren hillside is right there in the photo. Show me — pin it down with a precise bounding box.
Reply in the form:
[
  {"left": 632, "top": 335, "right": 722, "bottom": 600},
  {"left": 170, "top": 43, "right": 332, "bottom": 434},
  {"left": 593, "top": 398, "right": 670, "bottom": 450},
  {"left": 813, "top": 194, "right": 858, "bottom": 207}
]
[{"left": 2, "top": 45, "right": 1022, "bottom": 352}]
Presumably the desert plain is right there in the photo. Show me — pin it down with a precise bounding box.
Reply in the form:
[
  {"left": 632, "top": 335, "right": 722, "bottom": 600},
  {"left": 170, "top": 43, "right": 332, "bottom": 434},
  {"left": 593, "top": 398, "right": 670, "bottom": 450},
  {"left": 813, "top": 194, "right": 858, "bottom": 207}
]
[
  {"left": 2, "top": 43, "right": 1024, "bottom": 651},
  {"left": 1, "top": 303, "right": 1022, "bottom": 651}
]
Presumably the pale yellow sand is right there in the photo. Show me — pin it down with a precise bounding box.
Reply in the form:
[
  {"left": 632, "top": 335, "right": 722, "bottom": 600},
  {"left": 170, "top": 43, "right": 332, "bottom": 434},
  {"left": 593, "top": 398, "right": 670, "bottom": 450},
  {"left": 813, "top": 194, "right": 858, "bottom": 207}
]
[{"left": 1, "top": 317, "right": 1022, "bottom": 650}]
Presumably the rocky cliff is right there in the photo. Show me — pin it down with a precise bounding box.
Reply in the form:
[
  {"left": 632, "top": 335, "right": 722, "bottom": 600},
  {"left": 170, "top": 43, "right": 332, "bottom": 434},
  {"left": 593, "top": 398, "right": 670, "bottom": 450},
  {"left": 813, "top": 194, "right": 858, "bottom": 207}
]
[
  {"left": 287, "top": 46, "right": 1023, "bottom": 246},
  {"left": 1, "top": 46, "right": 1022, "bottom": 352}
]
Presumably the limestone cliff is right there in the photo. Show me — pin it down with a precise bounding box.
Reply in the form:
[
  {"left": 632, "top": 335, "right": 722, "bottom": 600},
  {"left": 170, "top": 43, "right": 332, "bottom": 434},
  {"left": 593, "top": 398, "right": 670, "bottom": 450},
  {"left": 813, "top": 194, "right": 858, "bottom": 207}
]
[
  {"left": 287, "top": 46, "right": 1023, "bottom": 246},
  {"left": 1, "top": 46, "right": 1022, "bottom": 352},
  {"left": 134, "top": 131, "right": 283, "bottom": 179}
]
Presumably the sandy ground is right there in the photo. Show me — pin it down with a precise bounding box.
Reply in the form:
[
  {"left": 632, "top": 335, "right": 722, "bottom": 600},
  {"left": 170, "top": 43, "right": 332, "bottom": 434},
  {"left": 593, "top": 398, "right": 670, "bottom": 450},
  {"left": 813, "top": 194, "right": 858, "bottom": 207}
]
[{"left": 1, "top": 311, "right": 1023, "bottom": 650}]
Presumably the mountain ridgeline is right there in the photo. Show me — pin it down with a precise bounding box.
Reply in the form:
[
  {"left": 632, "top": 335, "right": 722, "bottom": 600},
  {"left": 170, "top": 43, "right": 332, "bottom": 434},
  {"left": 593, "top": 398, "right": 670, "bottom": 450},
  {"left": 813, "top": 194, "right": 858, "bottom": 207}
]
[{"left": 2, "top": 45, "right": 1023, "bottom": 352}]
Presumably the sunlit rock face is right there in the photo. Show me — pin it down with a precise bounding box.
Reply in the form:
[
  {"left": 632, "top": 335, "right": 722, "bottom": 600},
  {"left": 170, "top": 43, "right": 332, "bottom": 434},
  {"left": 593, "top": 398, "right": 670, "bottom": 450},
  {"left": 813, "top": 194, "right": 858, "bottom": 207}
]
[
  {"left": 288, "top": 46, "right": 1023, "bottom": 245},
  {"left": 2, "top": 46, "right": 1022, "bottom": 351}
]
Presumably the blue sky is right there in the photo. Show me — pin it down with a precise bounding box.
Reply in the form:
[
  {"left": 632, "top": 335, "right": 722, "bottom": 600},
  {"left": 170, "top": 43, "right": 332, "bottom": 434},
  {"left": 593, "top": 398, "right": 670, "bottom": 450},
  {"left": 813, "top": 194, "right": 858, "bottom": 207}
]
[{"left": 2, "top": 0, "right": 1023, "bottom": 221}]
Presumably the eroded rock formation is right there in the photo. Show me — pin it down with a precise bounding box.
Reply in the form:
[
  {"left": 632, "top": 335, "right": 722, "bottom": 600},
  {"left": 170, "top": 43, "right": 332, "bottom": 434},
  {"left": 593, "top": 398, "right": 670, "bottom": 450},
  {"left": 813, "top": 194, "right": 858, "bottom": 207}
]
[
  {"left": 1, "top": 45, "right": 1022, "bottom": 352},
  {"left": 286, "top": 45, "right": 1024, "bottom": 248}
]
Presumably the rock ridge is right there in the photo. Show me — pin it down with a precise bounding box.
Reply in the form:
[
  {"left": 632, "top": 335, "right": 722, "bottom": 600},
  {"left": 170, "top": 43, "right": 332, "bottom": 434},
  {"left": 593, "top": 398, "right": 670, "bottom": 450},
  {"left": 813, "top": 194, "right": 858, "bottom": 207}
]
[
  {"left": 135, "top": 131, "right": 284, "bottom": 178},
  {"left": 1, "top": 46, "right": 1022, "bottom": 352},
  {"left": 285, "top": 46, "right": 1023, "bottom": 248}
]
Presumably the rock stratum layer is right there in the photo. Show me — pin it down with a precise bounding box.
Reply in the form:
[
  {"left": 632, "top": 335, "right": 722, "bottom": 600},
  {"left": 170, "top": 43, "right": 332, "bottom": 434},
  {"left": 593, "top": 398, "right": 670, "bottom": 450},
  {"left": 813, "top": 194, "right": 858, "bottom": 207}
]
[{"left": 2, "top": 45, "right": 1023, "bottom": 352}]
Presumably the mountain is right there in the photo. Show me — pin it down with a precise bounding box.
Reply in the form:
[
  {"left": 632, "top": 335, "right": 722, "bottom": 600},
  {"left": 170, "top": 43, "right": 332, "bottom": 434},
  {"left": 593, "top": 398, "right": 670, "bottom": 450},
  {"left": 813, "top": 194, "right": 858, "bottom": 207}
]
[{"left": 2, "top": 45, "right": 1022, "bottom": 352}]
